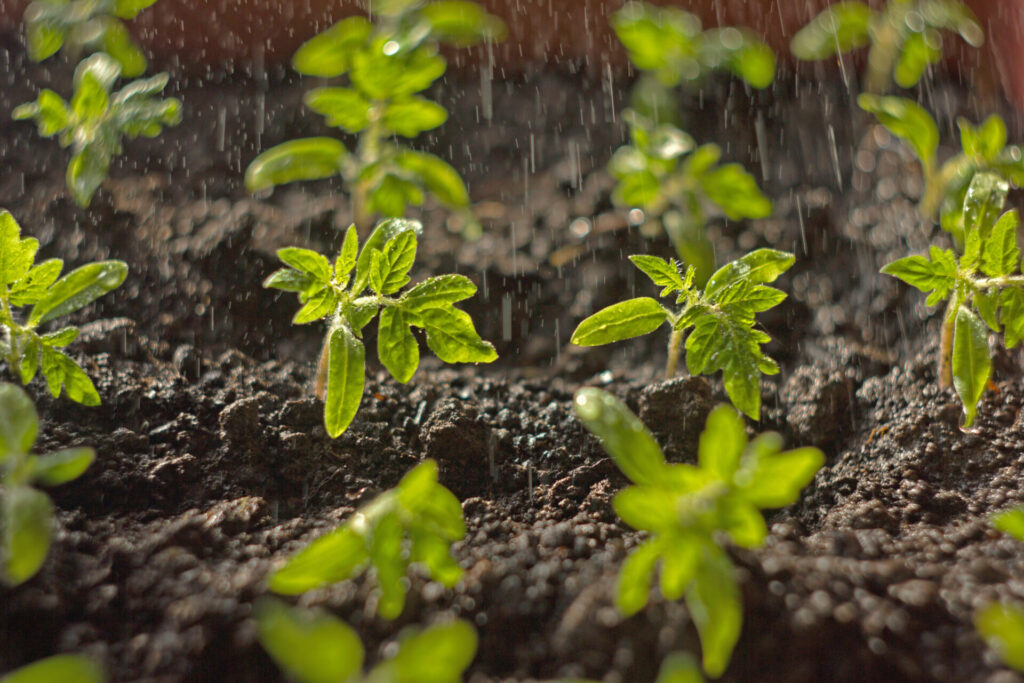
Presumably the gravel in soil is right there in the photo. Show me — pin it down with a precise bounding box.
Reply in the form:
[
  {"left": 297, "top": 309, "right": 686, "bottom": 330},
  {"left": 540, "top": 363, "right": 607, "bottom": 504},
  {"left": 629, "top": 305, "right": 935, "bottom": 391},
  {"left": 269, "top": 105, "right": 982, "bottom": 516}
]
[{"left": 1, "top": 32, "right": 1024, "bottom": 683}]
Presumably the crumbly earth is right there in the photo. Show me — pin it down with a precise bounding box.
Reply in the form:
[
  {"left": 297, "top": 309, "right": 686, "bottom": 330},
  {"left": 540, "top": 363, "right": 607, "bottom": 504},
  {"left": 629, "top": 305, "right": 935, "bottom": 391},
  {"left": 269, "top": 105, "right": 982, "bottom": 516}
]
[{"left": 1, "top": 30, "right": 1024, "bottom": 683}]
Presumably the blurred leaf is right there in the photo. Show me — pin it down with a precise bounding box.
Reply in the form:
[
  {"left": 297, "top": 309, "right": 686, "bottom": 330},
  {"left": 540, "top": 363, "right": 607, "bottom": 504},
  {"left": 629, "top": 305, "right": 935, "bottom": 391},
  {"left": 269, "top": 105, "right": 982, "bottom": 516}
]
[
  {"left": 2, "top": 485, "right": 53, "bottom": 586},
  {"left": 0, "top": 655, "right": 105, "bottom": 683},
  {"left": 857, "top": 94, "right": 938, "bottom": 168},
  {"left": 255, "top": 599, "right": 364, "bottom": 683},
  {"left": 893, "top": 29, "right": 941, "bottom": 88},
  {"left": 393, "top": 150, "right": 469, "bottom": 207},
  {"left": 790, "top": 2, "right": 872, "bottom": 60},
  {"left": 573, "top": 388, "right": 667, "bottom": 486},
  {"left": 245, "top": 138, "right": 348, "bottom": 192},
  {"left": 420, "top": 0, "right": 507, "bottom": 45},
  {"left": 305, "top": 87, "right": 371, "bottom": 133},
  {"left": 292, "top": 17, "right": 373, "bottom": 77},
  {"left": 383, "top": 96, "right": 448, "bottom": 137},
  {"left": 992, "top": 506, "right": 1024, "bottom": 540},
  {"left": 975, "top": 603, "right": 1024, "bottom": 671},
  {"left": 0, "top": 383, "right": 39, "bottom": 455},
  {"left": 32, "top": 447, "right": 94, "bottom": 486},
  {"left": 686, "top": 545, "right": 742, "bottom": 677}
]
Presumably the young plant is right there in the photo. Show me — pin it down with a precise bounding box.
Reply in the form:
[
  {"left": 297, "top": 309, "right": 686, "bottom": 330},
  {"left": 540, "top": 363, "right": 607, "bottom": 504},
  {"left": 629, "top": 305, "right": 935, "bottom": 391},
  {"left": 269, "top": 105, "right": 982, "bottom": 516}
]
[
  {"left": 268, "top": 459, "right": 464, "bottom": 619},
  {"left": 23, "top": 0, "right": 159, "bottom": 76},
  {"left": 975, "top": 603, "right": 1024, "bottom": 672},
  {"left": 992, "top": 506, "right": 1024, "bottom": 540},
  {"left": 857, "top": 95, "right": 1024, "bottom": 235},
  {"left": 0, "top": 210, "right": 127, "bottom": 405},
  {"left": 0, "top": 383, "right": 95, "bottom": 586},
  {"left": 265, "top": 217, "right": 496, "bottom": 438},
  {"left": 791, "top": 0, "right": 983, "bottom": 93},
  {"left": 881, "top": 172, "right": 1024, "bottom": 427},
  {"left": 573, "top": 389, "right": 823, "bottom": 677},
  {"left": 257, "top": 598, "right": 476, "bottom": 683},
  {"left": 0, "top": 654, "right": 105, "bottom": 683},
  {"left": 570, "top": 249, "right": 793, "bottom": 420},
  {"left": 13, "top": 52, "right": 182, "bottom": 208},
  {"left": 244, "top": 0, "right": 505, "bottom": 230},
  {"left": 609, "top": 2, "right": 775, "bottom": 284}
]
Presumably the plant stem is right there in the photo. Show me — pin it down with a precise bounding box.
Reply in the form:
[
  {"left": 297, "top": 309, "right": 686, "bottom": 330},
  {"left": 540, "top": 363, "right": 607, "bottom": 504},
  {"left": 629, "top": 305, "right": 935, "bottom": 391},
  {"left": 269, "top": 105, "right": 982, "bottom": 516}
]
[
  {"left": 939, "top": 303, "right": 955, "bottom": 388},
  {"left": 665, "top": 327, "right": 682, "bottom": 379},
  {"left": 314, "top": 336, "right": 329, "bottom": 400}
]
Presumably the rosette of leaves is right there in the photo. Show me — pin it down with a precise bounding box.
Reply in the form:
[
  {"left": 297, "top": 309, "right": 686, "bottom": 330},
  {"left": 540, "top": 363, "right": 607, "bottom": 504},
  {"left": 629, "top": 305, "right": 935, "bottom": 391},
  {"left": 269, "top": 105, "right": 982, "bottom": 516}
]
[
  {"left": 23, "top": 0, "right": 159, "bottom": 77},
  {"left": 267, "top": 460, "right": 464, "bottom": 619},
  {"left": 0, "top": 383, "right": 96, "bottom": 586},
  {"left": 608, "top": 112, "right": 772, "bottom": 285},
  {"left": 0, "top": 655, "right": 105, "bottom": 683},
  {"left": 257, "top": 599, "right": 476, "bottom": 683},
  {"left": 244, "top": 0, "right": 505, "bottom": 230},
  {"left": 791, "top": 0, "right": 983, "bottom": 93},
  {"left": 13, "top": 52, "right": 181, "bottom": 208},
  {"left": 0, "top": 210, "right": 127, "bottom": 405},
  {"left": 571, "top": 249, "right": 793, "bottom": 420},
  {"left": 858, "top": 95, "right": 1024, "bottom": 236},
  {"left": 266, "top": 218, "right": 496, "bottom": 437},
  {"left": 880, "top": 172, "right": 1024, "bottom": 427},
  {"left": 573, "top": 389, "right": 823, "bottom": 677}
]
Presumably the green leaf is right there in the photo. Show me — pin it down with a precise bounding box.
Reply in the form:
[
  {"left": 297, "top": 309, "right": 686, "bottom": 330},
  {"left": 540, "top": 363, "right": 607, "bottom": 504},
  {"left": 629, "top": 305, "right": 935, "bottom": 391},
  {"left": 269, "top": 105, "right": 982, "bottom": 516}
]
[
  {"left": 700, "top": 28, "right": 776, "bottom": 89},
  {"left": 32, "top": 447, "right": 95, "bottom": 486},
  {"left": 245, "top": 138, "right": 348, "bottom": 192},
  {"left": 659, "top": 538, "right": 701, "bottom": 601},
  {"left": 394, "top": 150, "right": 470, "bottom": 208},
  {"left": 371, "top": 620, "right": 478, "bottom": 683},
  {"left": 0, "top": 655, "right": 105, "bottom": 683},
  {"left": 613, "top": 170, "right": 661, "bottom": 207},
  {"left": 992, "top": 506, "right": 1024, "bottom": 540},
  {"left": 880, "top": 247, "right": 957, "bottom": 303},
  {"left": 73, "top": 53, "right": 121, "bottom": 93},
  {"left": 25, "top": 22, "right": 65, "bottom": 62},
  {"left": 268, "top": 527, "right": 368, "bottom": 594},
  {"left": 71, "top": 72, "right": 111, "bottom": 123},
  {"left": 2, "top": 485, "right": 54, "bottom": 586},
  {"left": 570, "top": 298, "right": 668, "bottom": 346},
  {"left": 292, "top": 17, "right": 373, "bottom": 77},
  {"left": 0, "top": 383, "right": 39, "bottom": 454},
  {"left": 403, "top": 274, "right": 477, "bottom": 311},
  {"left": 12, "top": 90, "right": 71, "bottom": 137},
  {"left": 325, "top": 324, "right": 366, "bottom": 438},
  {"left": 379, "top": 230, "right": 418, "bottom": 294},
  {"left": 263, "top": 268, "right": 315, "bottom": 294},
  {"left": 684, "top": 312, "right": 773, "bottom": 419},
  {"left": 354, "top": 219, "right": 422, "bottom": 293},
  {"left": 894, "top": 29, "right": 941, "bottom": 88},
  {"left": 719, "top": 499, "right": 767, "bottom": 548},
  {"left": 420, "top": 0, "right": 508, "bottom": 45},
  {"left": 101, "top": 17, "right": 147, "bottom": 77},
  {"left": 383, "top": 96, "right": 449, "bottom": 137},
  {"left": 654, "top": 652, "right": 705, "bottom": 683},
  {"left": 616, "top": 540, "right": 661, "bottom": 616},
  {"left": 40, "top": 346, "right": 101, "bottom": 406},
  {"left": 378, "top": 307, "right": 419, "bottom": 383},
  {"left": 397, "top": 460, "right": 466, "bottom": 540},
  {"left": 629, "top": 255, "right": 686, "bottom": 296},
  {"left": 370, "top": 513, "right": 407, "bottom": 619},
  {"left": 336, "top": 225, "right": 359, "bottom": 283},
  {"left": 963, "top": 172, "right": 1009, "bottom": 241},
  {"left": 977, "top": 115, "right": 1008, "bottom": 160},
  {"left": 736, "top": 443, "right": 824, "bottom": 508},
  {"left": 790, "top": 2, "right": 872, "bottom": 60},
  {"left": 10, "top": 259, "right": 64, "bottom": 306},
  {"left": 67, "top": 144, "right": 112, "bottom": 208},
  {"left": 573, "top": 388, "right": 666, "bottom": 486},
  {"left": 857, "top": 94, "right": 939, "bottom": 169},
  {"left": 686, "top": 545, "right": 742, "bottom": 677},
  {"left": 350, "top": 43, "right": 446, "bottom": 100},
  {"left": 0, "top": 211, "right": 38, "bottom": 288},
  {"left": 113, "top": 0, "right": 159, "bottom": 17},
  {"left": 19, "top": 336, "right": 40, "bottom": 385},
  {"left": 975, "top": 290, "right": 1000, "bottom": 332},
  {"left": 419, "top": 307, "right": 497, "bottom": 363},
  {"left": 367, "top": 173, "right": 425, "bottom": 217},
  {"left": 255, "top": 599, "right": 364, "bottom": 683},
  {"left": 975, "top": 603, "right": 1024, "bottom": 671},
  {"left": 613, "top": 486, "right": 680, "bottom": 532},
  {"left": 982, "top": 210, "right": 1020, "bottom": 277},
  {"left": 304, "top": 87, "right": 371, "bottom": 133},
  {"left": 278, "top": 247, "right": 332, "bottom": 284},
  {"left": 704, "top": 249, "right": 794, "bottom": 297},
  {"left": 697, "top": 405, "right": 747, "bottom": 480},
  {"left": 952, "top": 306, "right": 991, "bottom": 428},
  {"left": 1000, "top": 288, "right": 1024, "bottom": 348},
  {"left": 29, "top": 260, "right": 128, "bottom": 326}
]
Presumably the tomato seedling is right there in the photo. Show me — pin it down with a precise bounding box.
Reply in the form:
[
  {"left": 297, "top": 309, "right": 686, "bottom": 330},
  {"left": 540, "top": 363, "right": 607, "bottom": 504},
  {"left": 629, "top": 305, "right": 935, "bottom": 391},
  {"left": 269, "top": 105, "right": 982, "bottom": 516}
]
[
  {"left": 245, "top": 0, "right": 505, "bottom": 231},
  {"left": 0, "top": 210, "right": 127, "bottom": 405},
  {"left": 14, "top": 53, "right": 182, "bottom": 207},
  {"left": 574, "top": 389, "right": 823, "bottom": 677},
  {"left": 266, "top": 218, "right": 495, "bottom": 437},
  {"left": 571, "top": 249, "right": 793, "bottom": 420},
  {"left": 791, "top": 0, "right": 983, "bottom": 93}
]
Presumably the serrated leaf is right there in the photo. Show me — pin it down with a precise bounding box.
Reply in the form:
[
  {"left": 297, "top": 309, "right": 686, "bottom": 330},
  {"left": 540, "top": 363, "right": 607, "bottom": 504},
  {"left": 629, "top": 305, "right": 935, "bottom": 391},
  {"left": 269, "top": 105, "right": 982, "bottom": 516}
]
[
  {"left": 0, "top": 211, "right": 37, "bottom": 288},
  {"left": 379, "top": 229, "right": 418, "bottom": 294},
  {"left": 244, "top": 138, "right": 348, "bottom": 192},
  {"left": 403, "top": 274, "right": 476, "bottom": 311},
  {"left": 255, "top": 598, "right": 364, "bottom": 683},
  {"left": 9, "top": 259, "right": 64, "bottom": 306},
  {"left": 705, "top": 249, "right": 794, "bottom": 297},
  {"left": 630, "top": 255, "right": 686, "bottom": 296},
  {"left": 278, "top": 247, "right": 332, "bottom": 283},
  {"left": 19, "top": 336, "right": 40, "bottom": 385},
  {"left": 419, "top": 307, "right": 497, "bottom": 363},
  {"left": 880, "top": 248, "right": 956, "bottom": 302},
  {"left": 40, "top": 346, "right": 100, "bottom": 406},
  {"left": 982, "top": 211, "right": 1020, "bottom": 277},
  {"left": 2, "top": 485, "right": 53, "bottom": 586},
  {"left": 573, "top": 388, "right": 666, "bottom": 486},
  {"left": 952, "top": 306, "right": 990, "bottom": 427},
  {"left": 336, "top": 225, "right": 359, "bottom": 282},
  {"left": 857, "top": 94, "right": 938, "bottom": 169},
  {"left": 292, "top": 287, "right": 336, "bottom": 325},
  {"left": 263, "top": 268, "right": 315, "bottom": 294},
  {"left": 378, "top": 307, "right": 419, "bottom": 383},
  {"left": 790, "top": 2, "right": 872, "bottom": 60},
  {"left": 29, "top": 259, "right": 127, "bottom": 326},
  {"left": 325, "top": 324, "right": 366, "bottom": 438},
  {"left": 571, "top": 298, "right": 668, "bottom": 346}
]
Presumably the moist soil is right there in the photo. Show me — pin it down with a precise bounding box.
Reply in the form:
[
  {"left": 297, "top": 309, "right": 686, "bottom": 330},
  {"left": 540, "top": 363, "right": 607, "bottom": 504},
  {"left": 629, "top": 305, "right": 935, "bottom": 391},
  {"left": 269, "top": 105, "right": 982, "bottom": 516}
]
[{"left": 2, "top": 31, "right": 1024, "bottom": 683}]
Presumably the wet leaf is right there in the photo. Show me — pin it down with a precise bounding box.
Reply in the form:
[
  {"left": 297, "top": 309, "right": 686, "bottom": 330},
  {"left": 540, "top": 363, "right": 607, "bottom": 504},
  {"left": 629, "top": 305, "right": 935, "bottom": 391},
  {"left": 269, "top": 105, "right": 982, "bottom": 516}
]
[
  {"left": 952, "top": 306, "right": 990, "bottom": 428},
  {"left": 378, "top": 307, "right": 419, "bottom": 383},
  {"left": 325, "top": 324, "right": 366, "bottom": 438},
  {"left": 570, "top": 298, "right": 667, "bottom": 346},
  {"left": 573, "top": 388, "right": 666, "bottom": 486}
]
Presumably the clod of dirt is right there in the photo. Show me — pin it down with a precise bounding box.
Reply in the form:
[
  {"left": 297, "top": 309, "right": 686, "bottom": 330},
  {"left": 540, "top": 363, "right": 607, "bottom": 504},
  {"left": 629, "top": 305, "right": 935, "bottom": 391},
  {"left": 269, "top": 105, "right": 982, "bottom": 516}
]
[
  {"left": 781, "top": 365, "right": 857, "bottom": 449},
  {"left": 219, "top": 397, "right": 261, "bottom": 455},
  {"left": 422, "top": 397, "right": 496, "bottom": 496},
  {"left": 638, "top": 377, "right": 713, "bottom": 462}
]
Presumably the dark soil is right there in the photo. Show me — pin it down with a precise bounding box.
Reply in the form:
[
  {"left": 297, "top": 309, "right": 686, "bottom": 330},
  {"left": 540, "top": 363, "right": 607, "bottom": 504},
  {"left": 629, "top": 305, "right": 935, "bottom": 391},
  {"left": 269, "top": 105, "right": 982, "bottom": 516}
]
[{"left": 2, "top": 29, "right": 1024, "bottom": 683}]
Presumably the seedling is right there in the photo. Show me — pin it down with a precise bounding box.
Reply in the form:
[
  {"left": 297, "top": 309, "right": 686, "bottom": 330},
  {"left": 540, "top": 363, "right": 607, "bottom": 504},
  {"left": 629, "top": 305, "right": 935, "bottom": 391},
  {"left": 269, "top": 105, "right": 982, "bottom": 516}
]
[
  {"left": 992, "top": 506, "right": 1024, "bottom": 540},
  {"left": 0, "top": 654, "right": 105, "bottom": 683},
  {"left": 268, "top": 460, "right": 464, "bottom": 619},
  {"left": 266, "top": 217, "right": 495, "bottom": 437},
  {"left": 858, "top": 95, "right": 1024, "bottom": 236},
  {"left": 244, "top": 0, "right": 505, "bottom": 230},
  {"left": 257, "top": 598, "right": 476, "bottom": 683},
  {"left": 881, "top": 172, "right": 1024, "bottom": 427},
  {"left": 976, "top": 508, "right": 1024, "bottom": 672},
  {"left": 13, "top": 52, "right": 181, "bottom": 208},
  {"left": 0, "top": 383, "right": 95, "bottom": 586},
  {"left": 570, "top": 249, "right": 793, "bottom": 420},
  {"left": 573, "top": 389, "right": 823, "bottom": 677},
  {"left": 609, "top": 2, "right": 775, "bottom": 284},
  {"left": 0, "top": 210, "right": 127, "bottom": 405},
  {"left": 22, "top": 0, "right": 159, "bottom": 77},
  {"left": 791, "top": 0, "right": 983, "bottom": 93}
]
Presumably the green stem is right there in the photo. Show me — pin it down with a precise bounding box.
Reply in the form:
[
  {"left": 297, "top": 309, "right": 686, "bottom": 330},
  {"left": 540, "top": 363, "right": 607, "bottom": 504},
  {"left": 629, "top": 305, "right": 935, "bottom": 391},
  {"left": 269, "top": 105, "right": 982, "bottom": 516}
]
[
  {"left": 352, "top": 106, "right": 385, "bottom": 231},
  {"left": 864, "top": 15, "right": 902, "bottom": 94},
  {"left": 666, "top": 327, "right": 683, "bottom": 379},
  {"left": 939, "top": 301, "right": 955, "bottom": 389}
]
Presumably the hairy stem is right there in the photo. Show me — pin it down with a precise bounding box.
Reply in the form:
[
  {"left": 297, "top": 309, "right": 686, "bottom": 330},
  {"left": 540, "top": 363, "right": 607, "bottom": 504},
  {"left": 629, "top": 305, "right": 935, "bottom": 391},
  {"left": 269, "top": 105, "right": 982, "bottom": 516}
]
[
  {"left": 939, "top": 303, "right": 955, "bottom": 388},
  {"left": 665, "top": 327, "right": 683, "bottom": 379},
  {"left": 314, "top": 335, "right": 330, "bottom": 400}
]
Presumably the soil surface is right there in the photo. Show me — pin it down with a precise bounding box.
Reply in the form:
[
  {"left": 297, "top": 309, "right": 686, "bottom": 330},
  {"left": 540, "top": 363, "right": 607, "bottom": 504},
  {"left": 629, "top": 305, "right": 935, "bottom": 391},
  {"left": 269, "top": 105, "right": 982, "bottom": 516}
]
[{"left": 1, "top": 29, "right": 1024, "bottom": 683}]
